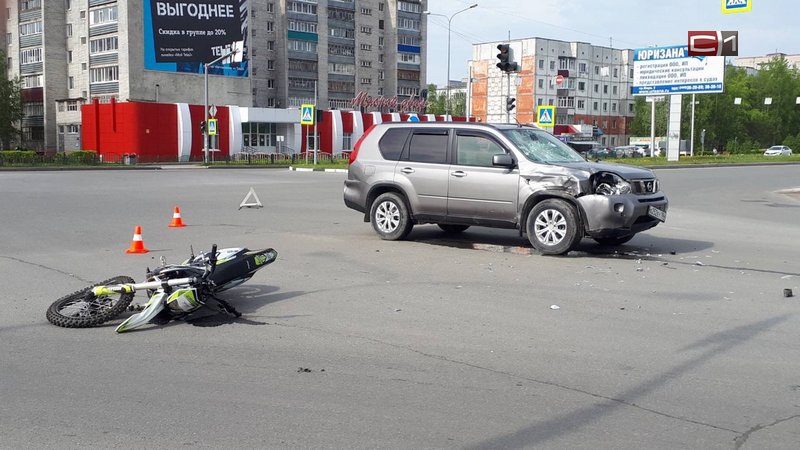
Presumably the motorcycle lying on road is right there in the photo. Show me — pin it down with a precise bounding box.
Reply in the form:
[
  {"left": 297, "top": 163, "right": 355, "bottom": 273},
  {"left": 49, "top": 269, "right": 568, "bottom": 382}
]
[{"left": 46, "top": 245, "right": 278, "bottom": 333}]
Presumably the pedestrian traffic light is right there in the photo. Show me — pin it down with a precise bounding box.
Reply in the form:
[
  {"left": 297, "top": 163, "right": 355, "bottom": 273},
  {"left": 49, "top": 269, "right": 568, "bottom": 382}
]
[
  {"left": 199, "top": 121, "right": 206, "bottom": 133},
  {"left": 496, "top": 44, "right": 519, "bottom": 73},
  {"left": 506, "top": 97, "right": 516, "bottom": 112}
]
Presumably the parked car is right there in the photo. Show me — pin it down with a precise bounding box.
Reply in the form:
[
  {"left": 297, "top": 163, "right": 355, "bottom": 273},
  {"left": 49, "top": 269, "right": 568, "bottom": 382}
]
[
  {"left": 343, "top": 123, "right": 669, "bottom": 255},
  {"left": 613, "top": 146, "right": 645, "bottom": 158},
  {"left": 585, "top": 147, "right": 612, "bottom": 160},
  {"left": 764, "top": 145, "right": 793, "bottom": 156}
]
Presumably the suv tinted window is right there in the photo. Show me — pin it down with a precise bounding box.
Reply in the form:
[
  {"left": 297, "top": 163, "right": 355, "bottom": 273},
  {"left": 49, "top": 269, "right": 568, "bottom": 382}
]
[
  {"left": 455, "top": 133, "right": 506, "bottom": 167},
  {"left": 407, "top": 130, "right": 449, "bottom": 164},
  {"left": 378, "top": 128, "right": 410, "bottom": 160}
]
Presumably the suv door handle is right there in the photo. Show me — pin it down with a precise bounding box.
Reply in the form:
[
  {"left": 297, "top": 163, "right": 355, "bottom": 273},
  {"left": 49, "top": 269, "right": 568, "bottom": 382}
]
[
  {"left": 400, "top": 167, "right": 415, "bottom": 174},
  {"left": 450, "top": 171, "right": 466, "bottom": 178}
]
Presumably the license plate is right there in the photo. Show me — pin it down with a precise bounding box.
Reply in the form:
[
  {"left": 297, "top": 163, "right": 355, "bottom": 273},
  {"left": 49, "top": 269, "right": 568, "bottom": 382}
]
[{"left": 648, "top": 205, "right": 667, "bottom": 222}]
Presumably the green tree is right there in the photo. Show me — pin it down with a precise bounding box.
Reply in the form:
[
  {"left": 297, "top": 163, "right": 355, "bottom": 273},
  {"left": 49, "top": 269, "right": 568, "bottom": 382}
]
[
  {"left": 630, "top": 96, "right": 668, "bottom": 137},
  {"left": 425, "top": 84, "right": 446, "bottom": 116},
  {"left": 0, "top": 50, "right": 23, "bottom": 149}
]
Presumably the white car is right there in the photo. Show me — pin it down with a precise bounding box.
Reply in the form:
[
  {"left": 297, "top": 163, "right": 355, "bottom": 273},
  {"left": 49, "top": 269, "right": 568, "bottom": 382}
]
[{"left": 764, "top": 145, "right": 793, "bottom": 156}]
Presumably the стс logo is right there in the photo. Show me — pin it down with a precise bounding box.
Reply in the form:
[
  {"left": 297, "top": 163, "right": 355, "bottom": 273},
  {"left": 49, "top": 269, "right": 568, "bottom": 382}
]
[{"left": 687, "top": 31, "right": 738, "bottom": 57}]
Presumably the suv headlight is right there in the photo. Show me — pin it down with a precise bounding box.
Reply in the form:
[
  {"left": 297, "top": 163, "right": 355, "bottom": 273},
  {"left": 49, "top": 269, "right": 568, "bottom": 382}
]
[{"left": 594, "top": 172, "right": 632, "bottom": 196}]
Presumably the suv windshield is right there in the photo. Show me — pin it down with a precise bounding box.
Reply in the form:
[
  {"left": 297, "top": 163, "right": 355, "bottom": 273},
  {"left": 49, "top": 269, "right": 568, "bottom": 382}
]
[{"left": 501, "top": 128, "right": 586, "bottom": 163}]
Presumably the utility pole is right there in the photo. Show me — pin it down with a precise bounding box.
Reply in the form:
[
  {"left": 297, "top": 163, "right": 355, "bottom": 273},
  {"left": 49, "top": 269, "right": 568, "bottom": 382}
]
[{"left": 204, "top": 48, "right": 239, "bottom": 164}]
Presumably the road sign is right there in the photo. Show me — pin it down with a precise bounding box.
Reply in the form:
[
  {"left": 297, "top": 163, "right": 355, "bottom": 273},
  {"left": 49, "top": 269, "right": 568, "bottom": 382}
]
[
  {"left": 407, "top": 115, "right": 420, "bottom": 122},
  {"left": 300, "top": 104, "right": 315, "bottom": 125},
  {"left": 555, "top": 75, "right": 565, "bottom": 86},
  {"left": 537, "top": 106, "right": 555, "bottom": 127},
  {"left": 208, "top": 118, "right": 218, "bottom": 136},
  {"left": 209, "top": 105, "right": 218, "bottom": 118},
  {"left": 722, "top": 0, "right": 750, "bottom": 14}
]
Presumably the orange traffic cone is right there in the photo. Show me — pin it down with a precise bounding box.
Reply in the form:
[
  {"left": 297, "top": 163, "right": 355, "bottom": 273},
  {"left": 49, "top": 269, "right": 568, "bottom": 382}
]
[
  {"left": 125, "top": 225, "right": 150, "bottom": 254},
  {"left": 169, "top": 206, "right": 186, "bottom": 228}
]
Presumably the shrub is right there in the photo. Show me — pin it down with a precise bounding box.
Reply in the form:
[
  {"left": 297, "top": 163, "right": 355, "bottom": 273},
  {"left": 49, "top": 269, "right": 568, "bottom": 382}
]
[
  {"left": 66, "top": 150, "right": 99, "bottom": 164},
  {"left": 0, "top": 150, "right": 37, "bottom": 165}
]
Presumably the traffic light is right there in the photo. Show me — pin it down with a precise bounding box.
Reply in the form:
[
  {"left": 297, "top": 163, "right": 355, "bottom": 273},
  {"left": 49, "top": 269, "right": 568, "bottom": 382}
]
[
  {"left": 496, "top": 44, "right": 518, "bottom": 73},
  {"left": 199, "top": 121, "right": 206, "bottom": 133},
  {"left": 506, "top": 97, "right": 516, "bottom": 112}
]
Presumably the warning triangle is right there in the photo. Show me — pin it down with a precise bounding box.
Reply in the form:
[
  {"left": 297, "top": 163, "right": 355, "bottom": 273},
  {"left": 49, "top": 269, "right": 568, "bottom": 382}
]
[
  {"left": 539, "top": 110, "right": 552, "bottom": 123},
  {"left": 301, "top": 109, "right": 313, "bottom": 123},
  {"left": 239, "top": 187, "right": 263, "bottom": 209}
]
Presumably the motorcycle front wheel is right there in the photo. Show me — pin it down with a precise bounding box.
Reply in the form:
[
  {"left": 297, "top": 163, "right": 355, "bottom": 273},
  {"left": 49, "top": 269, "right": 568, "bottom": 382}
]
[{"left": 46, "top": 276, "right": 136, "bottom": 328}]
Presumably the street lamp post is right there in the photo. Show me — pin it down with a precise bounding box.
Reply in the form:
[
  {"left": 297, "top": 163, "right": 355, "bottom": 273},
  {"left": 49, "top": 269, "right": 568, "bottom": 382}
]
[
  {"left": 424, "top": 4, "right": 477, "bottom": 117},
  {"left": 203, "top": 49, "right": 240, "bottom": 164}
]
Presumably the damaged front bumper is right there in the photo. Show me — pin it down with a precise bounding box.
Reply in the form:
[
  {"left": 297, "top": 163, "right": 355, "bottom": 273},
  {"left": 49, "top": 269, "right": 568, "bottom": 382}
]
[{"left": 577, "top": 192, "right": 669, "bottom": 238}]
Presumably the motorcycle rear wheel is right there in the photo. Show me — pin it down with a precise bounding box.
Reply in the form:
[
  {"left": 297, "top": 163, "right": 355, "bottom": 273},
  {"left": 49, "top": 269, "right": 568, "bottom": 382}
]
[{"left": 46, "top": 276, "right": 136, "bottom": 328}]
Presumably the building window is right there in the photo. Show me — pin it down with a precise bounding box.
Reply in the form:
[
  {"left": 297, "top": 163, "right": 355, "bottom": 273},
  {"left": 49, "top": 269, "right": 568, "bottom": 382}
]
[
  {"left": 577, "top": 99, "right": 585, "bottom": 109},
  {"left": 360, "top": 78, "right": 372, "bottom": 84},
  {"left": 89, "top": 36, "right": 118, "bottom": 54},
  {"left": 20, "top": 0, "right": 42, "bottom": 11},
  {"left": 329, "top": 44, "right": 355, "bottom": 57},
  {"left": 398, "top": 53, "right": 420, "bottom": 64},
  {"left": 24, "top": 102, "right": 44, "bottom": 116},
  {"left": 360, "top": 7, "right": 371, "bottom": 15},
  {"left": 267, "top": 79, "right": 274, "bottom": 89},
  {"left": 537, "top": 98, "right": 543, "bottom": 106},
  {"left": 67, "top": 51, "right": 73, "bottom": 63},
  {"left": 267, "top": 98, "right": 275, "bottom": 107},
  {"left": 612, "top": 102, "right": 617, "bottom": 112},
  {"left": 343, "top": 133, "right": 353, "bottom": 150},
  {"left": 329, "top": 8, "right": 355, "bottom": 21},
  {"left": 287, "top": 2, "right": 317, "bottom": 15},
  {"left": 593, "top": 101, "right": 598, "bottom": 111},
  {"left": 612, "top": 85, "right": 618, "bottom": 95},
  {"left": 89, "top": 5, "right": 117, "bottom": 26},
  {"left": 398, "top": 35, "right": 420, "bottom": 46},
  {"left": 265, "top": 2, "right": 273, "bottom": 13},
  {"left": 288, "top": 20, "right": 317, "bottom": 33},
  {"left": 379, "top": 19, "right": 384, "bottom": 30},
  {"left": 58, "top": 102, "right": 65, "bottom": 112},
  {"left": 360, "top": 43, "right": 372, "bottom": 51},
  {"left": 20, "top": 48, "right": 42, "bottom": 64},
  {"left": 595, "top": 65, "right": 600, "bottom": 75},
  {"left": 67, "top": 101, "right": 79, "bottom": 111},
  {"left": 22, "top": 74, "right": 42, "bottom": 88},
  {"left": 360, "top": 26, "right": 372, "bottom": 34},
  {"left": 68, "top": 76, "right": 74, "bottom": 89},
  {"left": 613, "top": 68, "right": 618, "bottom": 77},
  {"left": 603, "top": 102, "right": 607, "bottom": 111},
  {"left": 19, "top": 21, "right": 43, "bottom": 36},
  {"left": 66, "top": 24, "right": 73, "bottom": 37},
  {"left": 379, "top": 3, "right": 384, "bottom": 12},
  {"left": 398, "top": 86, "right": 420, "bottom": 96},
  {"left": 593, "top": 84, "right": 599, "bottom": 93},
  {"left": 267, "top": 60, "right": 275, "bottom": 70},
  {"left": 398, "top": 18, "right": 419, "bottom": 31},
  {"left": 288, "top": 77, "right": 317, "bottom": 90},
  {"left": 328, "top": 63, "right": 355, "bottom": 74},
  {"left": 603, "top": 85, "right": 608, "bottom": 94},
  {"left": 360, "top": 60, "right": 372, "bottom": 68},
  {"left": 538, "top": 79, "right": 543, "bottom": 88},
  {"left": 267, "top": 41, "right": 274, "bottom": 50},
  {"left": 549, "top": 60, "right": 555, "bottom": 70},
  {"left": 579, "top": 62, "right": 587, "bottom": 73},
  {"left": 287, "top": 40, "right": 317, "bottom": 53},
  {"left": 90, "top": 65, "right": 119, "bottom": 83},
  {"left": 578, "top": 81, "right": 585, "bottom": 91},
  {"left": 398, "top": 1, "right": 421, "bottom": 13},
  {"left": 538, "top": 59, "right": 544, "bottom": 69},
  {"left": 548, "top": 99, "right": 554, "bottom": 106},
  {"left": 330, "top": 27, "right": 355, "bottom": 39}
]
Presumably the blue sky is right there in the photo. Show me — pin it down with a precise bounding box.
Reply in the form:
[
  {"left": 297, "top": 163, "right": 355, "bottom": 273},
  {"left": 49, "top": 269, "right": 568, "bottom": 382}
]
[{"left": 424, "top": 0, "right": 798, "bottom": 85}]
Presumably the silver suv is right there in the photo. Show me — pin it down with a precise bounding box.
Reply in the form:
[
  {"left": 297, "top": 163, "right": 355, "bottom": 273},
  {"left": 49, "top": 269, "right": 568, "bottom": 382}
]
[{"left": 343, "top": 123, "right": 668, "bottom": 255}]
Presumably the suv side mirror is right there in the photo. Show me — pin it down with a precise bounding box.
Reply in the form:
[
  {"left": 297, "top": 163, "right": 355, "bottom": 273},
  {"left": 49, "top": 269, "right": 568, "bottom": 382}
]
[{"left": 492, "top": 153, "right": 515, "bottom": 168}]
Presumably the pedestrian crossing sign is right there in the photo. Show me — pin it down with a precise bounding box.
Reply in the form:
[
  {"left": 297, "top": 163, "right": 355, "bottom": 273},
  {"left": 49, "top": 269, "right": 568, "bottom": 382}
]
[
  {"left": 301, "top": 104, "right": 315, "bottom": 125},
  {"left": 722, "top": 0, "right": 750, "bottom": 14},
  {"left": 537, "top": 106, "right": 555, "bottom": 127},
  {"left": 208, "top": 118, "right": 218, "bottom": 136}
]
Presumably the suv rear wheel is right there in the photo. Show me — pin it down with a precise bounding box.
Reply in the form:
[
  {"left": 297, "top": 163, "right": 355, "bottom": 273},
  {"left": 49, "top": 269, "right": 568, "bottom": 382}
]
[
  {"left": 370, "top": 193, "right": 413, "bottom": 240},
  {"left": 527, "top": 199, "right": 582, "bottom": 255}
]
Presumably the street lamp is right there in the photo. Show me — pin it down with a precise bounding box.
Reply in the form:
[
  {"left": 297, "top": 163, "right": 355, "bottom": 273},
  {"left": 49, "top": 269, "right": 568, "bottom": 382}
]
[
  {"left": 203, "top": 48, "right": 241, "bottom": 164},
  {"left": 423, "top": 3, "right": 477, "bottom": 117}
]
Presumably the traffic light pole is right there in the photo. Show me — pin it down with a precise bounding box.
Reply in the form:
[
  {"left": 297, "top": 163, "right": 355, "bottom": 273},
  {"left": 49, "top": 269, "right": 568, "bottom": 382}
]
[
  {"left": 203, "top": 50, "right": 238, "bottom": 164},
  {"left": 506, "top": 72, "right": 511, "bottom": 123}
]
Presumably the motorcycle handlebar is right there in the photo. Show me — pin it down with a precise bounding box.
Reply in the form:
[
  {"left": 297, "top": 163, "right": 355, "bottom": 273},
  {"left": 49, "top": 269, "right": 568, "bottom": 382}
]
[{"left": 208, "top": 244, "right": 218, "bottom": 276}]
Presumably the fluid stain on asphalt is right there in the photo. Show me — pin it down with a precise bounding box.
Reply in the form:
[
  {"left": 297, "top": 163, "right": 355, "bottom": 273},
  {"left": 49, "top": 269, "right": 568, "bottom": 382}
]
[{"left": 187, "top": 313, "right": 268, "bottom": 327}]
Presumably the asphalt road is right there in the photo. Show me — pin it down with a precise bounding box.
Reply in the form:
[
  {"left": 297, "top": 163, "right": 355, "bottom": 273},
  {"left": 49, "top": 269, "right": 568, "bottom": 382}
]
[{"left": 1, "top": 165, "right": 799, "bottom": 450}]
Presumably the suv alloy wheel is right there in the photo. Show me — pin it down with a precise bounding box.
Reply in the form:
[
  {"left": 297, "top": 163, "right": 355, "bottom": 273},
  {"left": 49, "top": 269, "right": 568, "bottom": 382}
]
[
  {"left": 527, "top": 199, "right": 582, "bottom": 255},
  {"left": 370, "top": 192, "right": 413, "bottom": 240}
]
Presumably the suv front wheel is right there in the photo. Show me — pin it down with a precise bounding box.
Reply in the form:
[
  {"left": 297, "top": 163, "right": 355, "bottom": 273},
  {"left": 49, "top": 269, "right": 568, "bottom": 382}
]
[
  {"left": 370, "top": 192, "right": 413, "bottom": 240},
  {"left": 527, "top": 199, "right": 582, "bottom": 255}
]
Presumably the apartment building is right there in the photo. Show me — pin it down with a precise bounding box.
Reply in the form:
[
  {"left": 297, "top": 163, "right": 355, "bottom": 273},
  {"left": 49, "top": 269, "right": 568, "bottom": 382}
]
[
  {"left": 5, "top": 0, "right": 427, "bottom": 152},
  {"left": 470, "top": 37, "right": 636, "bottom": 147}
]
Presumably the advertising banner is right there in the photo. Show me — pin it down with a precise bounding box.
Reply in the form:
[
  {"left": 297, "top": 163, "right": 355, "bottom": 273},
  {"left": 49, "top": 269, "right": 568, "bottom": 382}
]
[
  {"left": 144, "top": 0, "right": 248, "bottom": 76},
  {"left": 632, "top": 45, "right": 724, "bottom": 95}
]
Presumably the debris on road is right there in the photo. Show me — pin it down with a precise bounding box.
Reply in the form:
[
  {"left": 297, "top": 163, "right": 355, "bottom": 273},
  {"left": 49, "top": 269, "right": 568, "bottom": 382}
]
[
  {"left": 785, "top": 289, "right": 794, "bottom": 298},
  {"left": 694, "top": 261, "right": 705, "bottom": 266},
  {"left": 550, "top": 305, "right": 560, "bottom": 310}
]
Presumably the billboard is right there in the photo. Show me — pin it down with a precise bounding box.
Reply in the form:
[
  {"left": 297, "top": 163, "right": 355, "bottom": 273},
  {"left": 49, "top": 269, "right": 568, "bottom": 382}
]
[
  {"left": 144, "top": 0, "right": 248, "bottom": 77},
  {"left": 632, "top": 45, "right": 724, "bottom": 95}
]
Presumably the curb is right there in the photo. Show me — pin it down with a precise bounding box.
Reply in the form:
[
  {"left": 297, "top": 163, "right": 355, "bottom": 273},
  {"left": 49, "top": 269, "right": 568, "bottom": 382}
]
[{"left": 288, "top": 166, "right": 347, "bottom": 173}]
